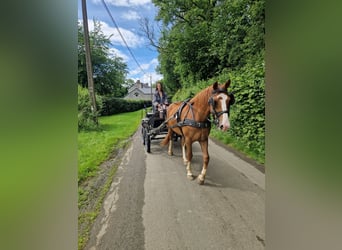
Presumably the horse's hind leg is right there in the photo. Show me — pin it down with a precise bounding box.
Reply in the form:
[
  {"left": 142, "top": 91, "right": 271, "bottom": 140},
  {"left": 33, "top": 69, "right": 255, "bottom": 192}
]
[
  {"left": 168, "top": 132, "right": 174, "bottom": 156},
  {"left": 162, "top": 129, "right": 174, "bottom": 156},
  {"left": 197, "top": 140, "right": 209, "bottom": 185}
]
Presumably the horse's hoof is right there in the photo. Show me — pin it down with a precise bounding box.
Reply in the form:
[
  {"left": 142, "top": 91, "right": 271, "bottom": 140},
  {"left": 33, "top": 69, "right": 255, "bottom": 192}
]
[
  {"left": 168, "top": 151, "right": 173, "bottom": 156},
  {"left": 187, "top": 174, "right": 194, "bottom": 180},
  {"left": 197, "top": 176, "right": 205, "bottom": 185}
]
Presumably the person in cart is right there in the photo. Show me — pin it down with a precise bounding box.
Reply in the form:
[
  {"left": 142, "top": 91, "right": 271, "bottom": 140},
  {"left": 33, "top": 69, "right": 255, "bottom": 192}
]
[{"left": 152, "top": 82, "right": 169, "bottom": 118}]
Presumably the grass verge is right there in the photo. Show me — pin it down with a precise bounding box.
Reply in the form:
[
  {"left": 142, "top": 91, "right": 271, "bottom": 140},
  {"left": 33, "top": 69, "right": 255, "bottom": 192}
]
[
  {"left": 78, "top": 162, "right": 119, "bottom": 250},
  {"left": 78, "top": 110, "right": 143, "bottom": 249},
  {"left": 210, "top": 127, "right": 265, "bottom": 165},
  {"left": 78, "top": 110, "right": 143, "bottom": 183}
]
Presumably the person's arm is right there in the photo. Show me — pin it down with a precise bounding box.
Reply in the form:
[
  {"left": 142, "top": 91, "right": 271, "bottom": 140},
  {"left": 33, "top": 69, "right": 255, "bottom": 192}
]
[
  {"left": 152, "top": 93, "right": 159, "bottom": 107},
  {"left": 164, "top": 92, "right": 169, "bottom": 104}
]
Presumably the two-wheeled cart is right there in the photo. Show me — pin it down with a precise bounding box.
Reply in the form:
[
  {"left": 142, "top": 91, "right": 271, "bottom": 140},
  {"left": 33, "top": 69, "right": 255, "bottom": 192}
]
[{"left": 141, "top": 105, "right": 170, "bottom": 153}]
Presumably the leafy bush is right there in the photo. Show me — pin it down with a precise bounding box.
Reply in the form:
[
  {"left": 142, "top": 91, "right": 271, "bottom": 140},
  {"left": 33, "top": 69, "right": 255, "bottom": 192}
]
[
  {"left": 226, "top": 58, "right": 265, "bottom": 160},
  {"left": 78, "top": 85, "right": 103, "bottom": 131}
]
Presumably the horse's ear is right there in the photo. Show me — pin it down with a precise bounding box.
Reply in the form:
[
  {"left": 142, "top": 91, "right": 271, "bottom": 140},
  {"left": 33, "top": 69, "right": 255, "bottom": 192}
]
[
  {"left": 224, "top": 79, "right": 231, "bottom": 89},
  {"left": 213, "top": 81, "right": 218, "bottom": 90}
]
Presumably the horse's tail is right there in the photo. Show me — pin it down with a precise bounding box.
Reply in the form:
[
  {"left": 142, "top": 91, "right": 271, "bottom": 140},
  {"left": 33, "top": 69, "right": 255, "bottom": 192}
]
[{"left": 160, "top": 129, "right": 172, "bottom": 146}]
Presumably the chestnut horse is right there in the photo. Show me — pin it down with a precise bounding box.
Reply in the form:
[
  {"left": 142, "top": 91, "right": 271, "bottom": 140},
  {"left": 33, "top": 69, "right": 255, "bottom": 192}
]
[{"left": 161, "top": 80, "right": 234, "bottom": 184}]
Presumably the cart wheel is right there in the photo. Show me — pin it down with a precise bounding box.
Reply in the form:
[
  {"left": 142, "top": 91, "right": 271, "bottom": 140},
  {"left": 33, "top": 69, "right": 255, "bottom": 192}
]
[
  {"left": 142, "top": 127, "right": 146, "bottom": 145},
  {"left": 145, "top": 132, "right": 151, "bottom": 153}
]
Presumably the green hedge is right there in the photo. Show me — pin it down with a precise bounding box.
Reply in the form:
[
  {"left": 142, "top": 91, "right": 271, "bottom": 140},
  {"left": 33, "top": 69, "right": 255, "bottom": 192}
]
[
  {"left": 101, "top": 97, "right": 152, "bottom": 116},
  {"left": 78, "top": 85, "right": 152, "bottom": 130},
  {"left": 226, "top": 59, "right": 265, "bottom": 160}
]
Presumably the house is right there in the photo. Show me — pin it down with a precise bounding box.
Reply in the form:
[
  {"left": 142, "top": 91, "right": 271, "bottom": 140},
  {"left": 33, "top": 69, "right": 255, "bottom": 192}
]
[{"left": 124, "top": 80, "right": 153, "bottom": 101}]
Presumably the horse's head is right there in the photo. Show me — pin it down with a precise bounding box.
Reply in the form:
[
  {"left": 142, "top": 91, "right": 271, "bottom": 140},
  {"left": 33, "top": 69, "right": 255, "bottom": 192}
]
[{"left": 209, "top": 80, "right": 235, "bottom": 131}]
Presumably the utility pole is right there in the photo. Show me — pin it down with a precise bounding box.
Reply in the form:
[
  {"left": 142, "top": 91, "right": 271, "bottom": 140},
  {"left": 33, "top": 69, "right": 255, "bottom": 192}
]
[
  {"left": 150, "top": 74, "right": 152, "bottom": 103},
  {"left": 81, "top": 0, "right": 98, "bottom": 124}
]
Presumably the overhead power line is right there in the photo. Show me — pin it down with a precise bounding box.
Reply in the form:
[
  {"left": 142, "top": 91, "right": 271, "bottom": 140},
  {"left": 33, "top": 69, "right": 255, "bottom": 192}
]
[{"left": 101, "top": 0, "right": 146, "bottom": 76}]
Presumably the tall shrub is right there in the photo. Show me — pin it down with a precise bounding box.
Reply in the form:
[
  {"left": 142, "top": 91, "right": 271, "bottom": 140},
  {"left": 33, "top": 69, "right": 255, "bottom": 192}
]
[
  {"left": 227, "top": 57, "right": 265, "bottom": 158},
  {"left": 78, "top": 85, "right": 103, "bottom": 131}
]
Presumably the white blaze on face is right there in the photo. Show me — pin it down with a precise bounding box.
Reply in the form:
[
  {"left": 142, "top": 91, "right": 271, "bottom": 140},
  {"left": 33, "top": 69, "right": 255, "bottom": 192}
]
[{"left": 218, "top": 93, "right": 230, "bottom": 131}]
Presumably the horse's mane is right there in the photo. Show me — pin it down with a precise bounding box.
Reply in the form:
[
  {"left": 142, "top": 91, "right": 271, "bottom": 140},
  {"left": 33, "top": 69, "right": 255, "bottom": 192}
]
[{"left": 190, "top": 85, "right": 213, "bottom": 104}]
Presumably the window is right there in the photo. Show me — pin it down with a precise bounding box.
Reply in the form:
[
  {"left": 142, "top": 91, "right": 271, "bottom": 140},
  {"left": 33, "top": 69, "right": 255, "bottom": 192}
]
[{"left": 134, "top": 92, "right": 139, "bottom": 97}]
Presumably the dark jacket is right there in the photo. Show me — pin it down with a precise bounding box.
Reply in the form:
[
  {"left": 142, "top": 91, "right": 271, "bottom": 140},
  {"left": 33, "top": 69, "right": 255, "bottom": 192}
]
[{"left": 153, "top": 91, "right": 168, "bottom": 106}]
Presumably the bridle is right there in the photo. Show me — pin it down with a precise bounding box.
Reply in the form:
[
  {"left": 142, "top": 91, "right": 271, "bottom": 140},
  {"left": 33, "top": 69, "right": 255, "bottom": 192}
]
[{"left": 208, "top": 88, "right": 235, "bottom": 126}]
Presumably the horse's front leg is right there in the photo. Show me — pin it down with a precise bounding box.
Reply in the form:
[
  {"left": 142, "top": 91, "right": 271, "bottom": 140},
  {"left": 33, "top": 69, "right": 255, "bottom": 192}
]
[
  {"left": 183, "top": 139, "right": 194, "bottom": 180},
  {"left": 197, "top": 140, "right": 209, "bottom": 185},
  {"left": 181, "top": 137, "right": 187, "bottom": 164}
]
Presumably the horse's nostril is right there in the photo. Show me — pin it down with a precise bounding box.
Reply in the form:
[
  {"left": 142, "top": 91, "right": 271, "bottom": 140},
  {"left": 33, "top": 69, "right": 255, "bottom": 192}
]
[{"left": 220, "top": 125, "right": 224, "bottom": 130}]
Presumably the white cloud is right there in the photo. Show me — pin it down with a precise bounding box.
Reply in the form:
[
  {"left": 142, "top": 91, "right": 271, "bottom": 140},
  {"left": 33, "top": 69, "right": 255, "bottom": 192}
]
[
  {"left": 129, "top": 65, "right": 148, "bottom": 76},
  {"left": 150, "top": 58, "right": 158, "bottom": 65},
  {"left": 129, "top": 58, "right": 158, "bottom": 76},
  {"left": 121, "top": 10, "right": 140, "bottom": 20},
  {"left": 128, "top": 58, "right": 162, "bottom": 83},
  {"left": 129, "top": 72, "right": 163, "bottom": 85},
  {"left": 93, "top": 0, "right": 151, "bottom": 7},
  {"left": 86, "top": 19, "right": 145, "bottom": 48},
  {"left": 141, "top": 72, "right": 163, "bottom": 84},
  {"left": 108, "top": 48, "right": 129, "bottom": 62}
]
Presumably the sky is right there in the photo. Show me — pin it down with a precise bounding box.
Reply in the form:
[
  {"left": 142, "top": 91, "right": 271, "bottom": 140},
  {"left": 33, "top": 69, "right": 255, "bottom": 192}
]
[{"left": 78, "top": 0, "right": 162, "bottom": 85}]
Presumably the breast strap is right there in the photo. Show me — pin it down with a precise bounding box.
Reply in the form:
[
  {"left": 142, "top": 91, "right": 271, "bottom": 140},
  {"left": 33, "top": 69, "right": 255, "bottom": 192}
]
[{"left": 170, "top": 99, "right": 211, "bottom": 129}]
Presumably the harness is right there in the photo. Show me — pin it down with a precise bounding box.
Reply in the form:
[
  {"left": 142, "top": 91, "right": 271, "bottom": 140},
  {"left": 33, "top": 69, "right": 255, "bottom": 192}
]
[
  {"left": 170, "top": 88, "right": 234, "bottom": 129},
  {"left": 166, "top": 99, "right": 208, "bottom": 139},
  {"left": 148, "top": 88, "right": 235, "bottom": 136},
  {"left": 170, "top": 99, "right": 211, "bottom": 129}
]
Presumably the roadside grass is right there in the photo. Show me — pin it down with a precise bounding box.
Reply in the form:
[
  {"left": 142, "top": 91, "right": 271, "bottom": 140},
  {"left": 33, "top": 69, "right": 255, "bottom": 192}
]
[
  {"left": 78, "top": 109, "right": 143, "bottom": 184},
  {"left": 78, "top": 109, "right": 143, "bottom": 249},
  {"left": 210, "top": 127, "right": 265, "bottom": 165}
]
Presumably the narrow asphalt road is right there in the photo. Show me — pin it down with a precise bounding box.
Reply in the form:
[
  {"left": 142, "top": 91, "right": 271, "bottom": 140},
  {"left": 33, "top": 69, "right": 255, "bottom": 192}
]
[{"left": 85, "top": 130, "right": 265, "bottom": 250}]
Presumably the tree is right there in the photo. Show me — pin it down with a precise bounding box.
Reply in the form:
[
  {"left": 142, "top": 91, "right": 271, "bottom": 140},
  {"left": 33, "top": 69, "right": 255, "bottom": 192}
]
[
  {"left": 153, "top": 0, "right": 219, "bottom": 85},
  {"left": 78, "top": 20, "right": 128, "bottom": 97},
  {"left": 123, "top": 78, "right": 135, "bottom": 89},
  {"left": 152, "top": 0, "right": 265, "bottom": 89}
]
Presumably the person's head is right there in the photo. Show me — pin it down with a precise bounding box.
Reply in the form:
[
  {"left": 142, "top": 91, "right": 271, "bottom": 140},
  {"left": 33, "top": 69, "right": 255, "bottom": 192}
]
[{"left": 155, "top": 82, "right": 163, "bottom": 92}]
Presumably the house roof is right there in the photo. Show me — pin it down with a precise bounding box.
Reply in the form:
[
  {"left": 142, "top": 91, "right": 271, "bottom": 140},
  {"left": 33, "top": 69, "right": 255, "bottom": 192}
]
[{"left": 128, "top": 86, "right": 153, "bottom": 95}]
